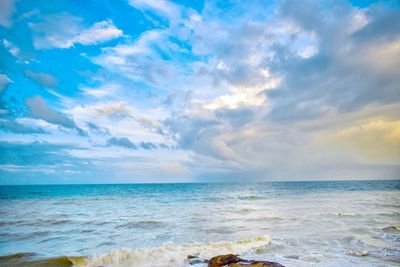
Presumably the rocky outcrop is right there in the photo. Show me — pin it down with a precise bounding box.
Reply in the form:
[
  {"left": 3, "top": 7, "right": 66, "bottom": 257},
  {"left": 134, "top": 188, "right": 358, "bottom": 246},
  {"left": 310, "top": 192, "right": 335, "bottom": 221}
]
[
  {"left": 188, "top": 254, "right": 285, "bottom": 267},
  {"left": 208, "top": 254, "right": 242, "bottom": 267}
]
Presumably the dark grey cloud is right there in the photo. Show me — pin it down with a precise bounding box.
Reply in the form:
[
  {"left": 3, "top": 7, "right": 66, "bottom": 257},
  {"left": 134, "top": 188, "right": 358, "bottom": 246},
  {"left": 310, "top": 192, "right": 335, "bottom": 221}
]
[
  {"left": 265, "top": 1, "right": 400, "bottom": 122},
  {"left": 352, "top": 5, "right": 400, "bottom": 44},
  {"left": 159, "top": 143, "right": 170, "bottom": 149},
  {"left": 136, "top": 117, "right": 166, "bottom": 135},
  {"left": 140, "top": 141, "right": 157, "bottom": 150},
  {"left": 25, "top": 96, "right": 83, "bottom": 133},
  {"left": 86, "top": 122, "right": 110, "bottom": 135},
  {"left": 166, "top": 115, "right": 240, "bottom": 160},
  {"left": 0, "top": 119, "right": 47, "bottom": 134},
  {"left": 215, "top": 107, "right": 254, "bottom": 128},
  {"left": 25, "top": 70, "right": 58, "bottom": 88},
  {"left": 0, "top": 141, "right": 100, "bottom": 184},
  {"left": 0, "top": 141, "right": 86, "bottom": 167},
  {"left": 163, "top": 90, "right": 193, "bottom": 115},
  {"left": 166, "top": 115, "right": 219, "bottom": 150},
  {"left": 107, "top": 137, "right": 137, "bottom": 149}
]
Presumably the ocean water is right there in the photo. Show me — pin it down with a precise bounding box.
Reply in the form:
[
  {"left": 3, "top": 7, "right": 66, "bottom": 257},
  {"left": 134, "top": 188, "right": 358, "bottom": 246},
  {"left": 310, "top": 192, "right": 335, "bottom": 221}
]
[{"left": 0, "top": 180, "right": 399, "bottom": 267}]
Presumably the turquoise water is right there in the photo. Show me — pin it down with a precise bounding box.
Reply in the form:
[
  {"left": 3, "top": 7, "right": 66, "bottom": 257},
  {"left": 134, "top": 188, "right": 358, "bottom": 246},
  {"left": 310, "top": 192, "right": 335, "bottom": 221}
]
[{"left": 0, "top": 180, "right": 399, "bottom": 266}]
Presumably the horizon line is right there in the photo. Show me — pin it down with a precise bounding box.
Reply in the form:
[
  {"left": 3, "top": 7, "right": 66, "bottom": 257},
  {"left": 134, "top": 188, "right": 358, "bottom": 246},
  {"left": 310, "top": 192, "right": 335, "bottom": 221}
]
[{"left": 1, "top": 178, "right": 399, "bottom": 186}]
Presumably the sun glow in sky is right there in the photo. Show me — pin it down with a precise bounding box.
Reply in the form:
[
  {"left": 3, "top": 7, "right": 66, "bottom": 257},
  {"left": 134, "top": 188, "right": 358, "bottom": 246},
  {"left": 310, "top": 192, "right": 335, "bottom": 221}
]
[{"left": 0, "top": 0, "right": 399, "bottom": 184}]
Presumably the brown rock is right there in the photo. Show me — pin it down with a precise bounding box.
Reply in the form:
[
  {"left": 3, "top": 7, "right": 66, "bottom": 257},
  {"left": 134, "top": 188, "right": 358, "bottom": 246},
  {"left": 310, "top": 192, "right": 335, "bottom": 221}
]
[
  {"left": 208, "top": 254, "right": 242, "bottom": 267},
  {"left": 207, "top": 254, "right": 285, "bottom": 267}
]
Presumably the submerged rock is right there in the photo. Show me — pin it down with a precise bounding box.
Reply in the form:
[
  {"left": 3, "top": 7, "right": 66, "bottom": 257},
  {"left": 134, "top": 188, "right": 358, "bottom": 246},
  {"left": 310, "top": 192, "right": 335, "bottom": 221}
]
[{"left": 206, "top": 254, "right": 285, "bottom": 267}]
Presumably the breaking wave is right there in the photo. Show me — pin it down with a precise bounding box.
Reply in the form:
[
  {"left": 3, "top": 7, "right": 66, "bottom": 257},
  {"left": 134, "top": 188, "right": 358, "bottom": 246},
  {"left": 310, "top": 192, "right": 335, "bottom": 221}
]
[
  {"left": 0, "top": 236, "right": 270, "bottom": 267},
  {"left": 0, "top": 253, "right": 85, "bottom": 267},
  {"left": 78, "top": 235, "right": 270, "bottom": 267}
]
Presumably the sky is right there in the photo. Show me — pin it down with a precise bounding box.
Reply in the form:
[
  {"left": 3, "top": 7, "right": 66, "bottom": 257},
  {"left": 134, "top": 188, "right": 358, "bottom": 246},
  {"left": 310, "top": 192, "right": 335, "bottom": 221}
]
[{"left": 0, "top": 0, "right": 399, "bottom": 184}]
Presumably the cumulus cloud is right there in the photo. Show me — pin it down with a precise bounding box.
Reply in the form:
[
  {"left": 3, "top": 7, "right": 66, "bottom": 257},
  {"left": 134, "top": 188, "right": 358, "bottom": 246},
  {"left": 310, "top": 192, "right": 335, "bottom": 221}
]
[
  {"left": 159, "top": 0, "right": 400, "bottom": 180},
  {"left": 29, "top": 13, "right": 123, "bottom": 49},
  {"left": 2, "top": 0, "right": 399, "bottom": 182},
  {"left": 166, "top": 113, "right": 237, "bottom": 161},
  {"left": 0, "top": 0, "right": 15, "bottom": 27},
  {"left": 25, "top": 96, "right": 81, "bottom": 131},
  {"left": 265, "top": 1, "right": 400, "bottom": 121},
  {"left": 25, "top": 70, "right": 58, "bottom": 88}
]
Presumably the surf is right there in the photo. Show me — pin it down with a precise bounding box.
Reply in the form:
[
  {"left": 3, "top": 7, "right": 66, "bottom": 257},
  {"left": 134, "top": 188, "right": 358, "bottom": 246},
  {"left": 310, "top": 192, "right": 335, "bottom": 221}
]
[{"left": 77, "top": 235, "right": 270, "bottom": 267}]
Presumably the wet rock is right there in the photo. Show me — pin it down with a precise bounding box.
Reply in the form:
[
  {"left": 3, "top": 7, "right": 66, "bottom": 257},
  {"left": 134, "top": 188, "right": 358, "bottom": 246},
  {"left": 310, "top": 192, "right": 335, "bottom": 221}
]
[
  {"left": 187, "top": 255, "right": 209, "bottom": 265},
  {"left": 207, "top": 254, "right": 285, "bottom": 267},
  {"left": 188, "top": 255, "right": 199, "bottom": 259},
  {"left": 208, "top": 254, "right": 242, "bottom": 267}
]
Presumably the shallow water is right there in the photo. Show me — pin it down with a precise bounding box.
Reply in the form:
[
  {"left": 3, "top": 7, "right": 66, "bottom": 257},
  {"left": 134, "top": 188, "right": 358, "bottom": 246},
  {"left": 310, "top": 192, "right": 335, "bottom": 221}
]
[{"left": 0, "top": 180, "right": 399, "bottom": 266}]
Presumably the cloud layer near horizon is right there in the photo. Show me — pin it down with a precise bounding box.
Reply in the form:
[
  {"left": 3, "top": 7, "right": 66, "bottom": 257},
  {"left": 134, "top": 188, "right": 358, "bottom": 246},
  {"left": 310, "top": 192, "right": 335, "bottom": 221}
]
[{"left": 0, "top": 0, "right": 399, "bottom": 184}]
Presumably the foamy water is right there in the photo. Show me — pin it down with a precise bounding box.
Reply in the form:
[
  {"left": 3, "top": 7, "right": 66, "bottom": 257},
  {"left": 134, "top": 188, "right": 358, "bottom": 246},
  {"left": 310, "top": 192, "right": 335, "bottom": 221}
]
[{"left": 0, "top": 181, "right": 399, "bottom": 266}]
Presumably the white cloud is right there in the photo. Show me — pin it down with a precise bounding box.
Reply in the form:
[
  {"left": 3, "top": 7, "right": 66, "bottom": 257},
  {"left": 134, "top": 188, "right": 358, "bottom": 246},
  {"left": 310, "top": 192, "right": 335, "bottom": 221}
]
[
  {"left": 3, "top": 39, "right": 20, "bottom": 57},
  {"left": 93, "top": 29, "right": 180, "bottom": 86},
  {"left": 0, "top": 73, "right": 12, "bottom": 94},
  {"left": 5, "top": 0, "right": 398, "bottom": 182},
  {"left": 70, "top": 101, "right": 132, "bottom": 119},
  {"left": 80, "top": 83, "right": 121, "bottom": 98},
  {"left": 73, "top": 20, "right": 123, "bottom": 45},
  {"left": 29, "top": 14, "right": 123, "bottom": 49},
  {"left": 128, "top": 0, "right": 181, "bottom": 22},
  {"left": 67, "top": 100, "right": 170, "bottom": 145}
]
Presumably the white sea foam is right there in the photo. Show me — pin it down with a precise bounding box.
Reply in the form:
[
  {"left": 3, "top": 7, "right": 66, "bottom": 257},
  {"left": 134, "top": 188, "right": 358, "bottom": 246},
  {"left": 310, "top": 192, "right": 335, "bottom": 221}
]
[{"left": 75, "top": 235, "right": 270, "bottom": 267}]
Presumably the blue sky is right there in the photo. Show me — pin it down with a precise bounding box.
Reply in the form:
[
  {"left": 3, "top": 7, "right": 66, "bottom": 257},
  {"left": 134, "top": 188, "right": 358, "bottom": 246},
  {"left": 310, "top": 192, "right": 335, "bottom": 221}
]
[{"left": 0, "top": 0, "right": 399, "bottom": 184}]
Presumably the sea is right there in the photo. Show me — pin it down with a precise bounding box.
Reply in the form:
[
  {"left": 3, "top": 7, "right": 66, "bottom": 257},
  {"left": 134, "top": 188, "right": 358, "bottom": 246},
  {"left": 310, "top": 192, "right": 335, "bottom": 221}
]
[{"left": 0, "top": 180, "right": 399, "bottom": 267}]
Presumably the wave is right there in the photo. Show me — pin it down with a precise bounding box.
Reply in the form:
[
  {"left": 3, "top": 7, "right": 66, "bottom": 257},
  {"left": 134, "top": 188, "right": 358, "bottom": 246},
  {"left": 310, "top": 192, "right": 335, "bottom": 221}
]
[
  {"left": 78, "top": 235, "right": 270, "bottom": 267},
  {"left": 0, "top": 253, "right": 85, "bottom": 267},
  {"left": 335, "top": 212, "right": 356, "bottom": 216},
  {"left": 0, "top": 236, "right": 270, "bottom": 267},
  {"left": 245, "top": 216, "right": 284, "bottom": 222},
  {"left": 238, "top": 195, "right": 265, "bottom": 200},
  {"left": 0, "top": 219, "right": 73, "bottom": 227},
  {"left": 383, "top": 225, "right": 400, "bottom": 232},
  {"left": 343, "top": 235, "right": 400, "bottom": 263},
  {"left": 115, "top": 220, "right": 167, "bottom": 229}
]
